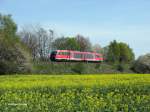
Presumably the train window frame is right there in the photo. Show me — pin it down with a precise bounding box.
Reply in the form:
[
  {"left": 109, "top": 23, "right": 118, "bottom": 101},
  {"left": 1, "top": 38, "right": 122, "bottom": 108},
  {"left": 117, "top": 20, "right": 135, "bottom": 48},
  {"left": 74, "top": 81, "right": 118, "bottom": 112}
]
[
  {"left": 96, "top": 55, "right": 100, "bottom": 58},
  {"left": 74, "top": 53, "right": 83, "bottom": 59},
  {"left": 85, "top": 54, "right": 94, "bottom": 59},
  {"left": 58, "top": 52, "right": 70, "bottom": 55}
]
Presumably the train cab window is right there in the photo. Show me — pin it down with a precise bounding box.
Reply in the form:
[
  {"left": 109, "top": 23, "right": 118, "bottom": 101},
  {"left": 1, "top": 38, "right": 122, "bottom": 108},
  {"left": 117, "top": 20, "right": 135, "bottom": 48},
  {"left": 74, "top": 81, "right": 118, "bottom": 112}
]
[{"left": 51, "top": 51, "right": 57, "bottom": 55}]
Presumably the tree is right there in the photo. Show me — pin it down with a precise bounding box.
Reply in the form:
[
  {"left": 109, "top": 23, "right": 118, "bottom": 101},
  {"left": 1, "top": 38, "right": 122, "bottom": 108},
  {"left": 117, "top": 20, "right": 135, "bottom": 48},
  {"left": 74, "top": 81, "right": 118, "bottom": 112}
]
[
  {"left": 132, "top": 53, "right": 150, "bottom": 73},
  {"left": 52, "top": 37, "right": 80, "bottom": 50},
  {"left": 20, "top": 28, "right": 38, "bottom": 60},
  {"left": 102, "top": 46, "right": 109, "bottom": 61},
  {"left": 20, "top": 25, "right": 55, "bottom": 60},
  {"left": 75, "top": 34, "right": 92, "bottom": 51},
  {"left": 52, "top": 34, "right": 92, "bottom": 52},
  {"left": 36, "top": 27, "right": 48, "bottom": 59},
  {"left": 107, "top": 40, "right": 120, "bottom": 62},
  {"left": 119, "top": 42, "right": 134, "bottom": 63},
  {"left": 0, "top": 14, "right": 32, "bottom": 74},
  {"left": 107, "top": 40, "right": 135, "bottom": 63},
  {"left": 106, "top": 40, "right": 135, "bottom": 72},
  {"left": 92, "top": 44, "right": 102, "bottom": 53}
]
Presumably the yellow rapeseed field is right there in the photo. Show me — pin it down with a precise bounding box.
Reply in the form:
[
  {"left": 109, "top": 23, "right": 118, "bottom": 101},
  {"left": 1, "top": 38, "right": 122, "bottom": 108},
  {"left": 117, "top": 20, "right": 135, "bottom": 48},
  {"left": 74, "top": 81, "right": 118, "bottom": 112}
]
[{"left": 0, "top": 74, "right": 149, "bottom": 111}]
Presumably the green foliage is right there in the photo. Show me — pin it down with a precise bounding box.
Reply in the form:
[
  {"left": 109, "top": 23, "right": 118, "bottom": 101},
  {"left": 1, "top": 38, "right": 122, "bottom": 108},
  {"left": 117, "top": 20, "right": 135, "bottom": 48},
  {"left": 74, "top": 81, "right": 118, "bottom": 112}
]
[
  {"left": 33, "top": 61, "right": 124, "bottom": 74},
  {"left": 107, "top": 40, "right": 120, "bottom": 62},
  {"left": 119, "top": 42, "right": 135, "bottom": 63},
  {"left": 71, "top": 63, "right": 85, "bottom": 74},
  {"left": 52, "top": 37, "right": 80, "bottom": 50},
  {"left": 0, "top": 14, "right": 32, "bottom": 74},
  {"left": 67, "top": 38, "right": 80, "bottom": 50},
  {"left": 52, "top": 35, "right": 92, "bottom": 52},
  {"left": 0, "top": 13, "right": 136, "bottom": 74},
  {"left": 0, "top": 14, "right": 17, "bottom": 41},
  {"left": 107, "top": 40, "right": 135, "bottom": 63},
  {"left": 106, "top": 40, "right": 135, "bottom": 72},
  {"left": 0, "top": 74, "right": 149, "bottom": 111}
]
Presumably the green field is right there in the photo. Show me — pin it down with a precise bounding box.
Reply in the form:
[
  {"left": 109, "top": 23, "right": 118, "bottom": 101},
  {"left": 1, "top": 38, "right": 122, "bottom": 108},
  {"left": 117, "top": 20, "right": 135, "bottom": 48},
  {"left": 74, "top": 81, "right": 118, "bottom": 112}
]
[{"left": 0, "top": 74, "right": 150, "bottom": 112}]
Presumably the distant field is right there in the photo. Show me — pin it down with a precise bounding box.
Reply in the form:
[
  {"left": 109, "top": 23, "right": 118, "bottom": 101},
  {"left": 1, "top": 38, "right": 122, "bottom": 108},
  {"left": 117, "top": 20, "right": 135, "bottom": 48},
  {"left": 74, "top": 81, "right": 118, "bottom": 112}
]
[{"left": 0, "top": 74, "right": 150, "bottom": 111}]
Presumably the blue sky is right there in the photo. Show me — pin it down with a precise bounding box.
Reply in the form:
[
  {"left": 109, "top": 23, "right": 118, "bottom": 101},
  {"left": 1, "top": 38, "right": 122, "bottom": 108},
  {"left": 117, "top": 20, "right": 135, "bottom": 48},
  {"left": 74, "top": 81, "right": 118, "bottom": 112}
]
[{"left": 0, "top": 0, "right": 150, "bottom": 57}]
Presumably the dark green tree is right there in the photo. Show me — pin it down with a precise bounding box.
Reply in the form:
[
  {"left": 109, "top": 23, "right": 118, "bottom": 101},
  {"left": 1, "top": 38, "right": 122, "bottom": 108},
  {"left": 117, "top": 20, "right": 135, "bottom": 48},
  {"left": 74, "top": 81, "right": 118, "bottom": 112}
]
[
  {"left": 107, "top": 40, "right": 134, "bottom": 63},
  {"left": 106, "top": 40, "right": 135, "bottom": 72},
  {"left": 119, "top": 42, "right": 134, "bottom": 63},
  {"left": 107, "top": 40, "right": 120, "bottom": 62},
  {"left": 52, "top": 37, "right": 80, "bottom": 50}
]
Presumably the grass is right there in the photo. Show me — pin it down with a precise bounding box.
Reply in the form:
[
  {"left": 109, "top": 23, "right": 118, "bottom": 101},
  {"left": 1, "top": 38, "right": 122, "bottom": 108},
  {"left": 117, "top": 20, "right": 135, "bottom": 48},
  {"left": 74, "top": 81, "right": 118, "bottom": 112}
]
[{"left": 0, "top": 74, "right": 150, "bottom": 111}]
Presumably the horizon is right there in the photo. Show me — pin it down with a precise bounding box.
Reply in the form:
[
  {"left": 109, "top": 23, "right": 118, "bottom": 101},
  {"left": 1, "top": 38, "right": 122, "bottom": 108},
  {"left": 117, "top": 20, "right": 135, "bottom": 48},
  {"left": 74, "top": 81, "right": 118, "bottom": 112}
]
[{"left": 0, "top": 0, "right": 150, "bottom": 57}]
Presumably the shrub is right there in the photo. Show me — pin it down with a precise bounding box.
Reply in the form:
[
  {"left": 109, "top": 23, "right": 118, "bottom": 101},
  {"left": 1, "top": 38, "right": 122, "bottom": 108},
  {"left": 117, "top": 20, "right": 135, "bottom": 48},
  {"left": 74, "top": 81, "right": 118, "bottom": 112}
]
[
  {"left": 71, "top": 63, "right": 85, "bottom": 74},
  {"left": 132, "top": 53, "right": 150, "bottom": 73},
  {"left": 0, "top": 14, "right": 32, "bottom": 74}
]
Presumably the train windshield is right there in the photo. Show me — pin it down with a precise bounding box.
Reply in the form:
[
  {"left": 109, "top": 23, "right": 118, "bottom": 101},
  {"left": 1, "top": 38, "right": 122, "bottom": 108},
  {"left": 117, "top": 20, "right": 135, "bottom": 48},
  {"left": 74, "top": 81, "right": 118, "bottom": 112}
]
[
  {"left": 51, "top": 51, "right": 57, "bottom": 55},
  {"left": 50, "top": 51, "right": 57, "bottom": 61}
]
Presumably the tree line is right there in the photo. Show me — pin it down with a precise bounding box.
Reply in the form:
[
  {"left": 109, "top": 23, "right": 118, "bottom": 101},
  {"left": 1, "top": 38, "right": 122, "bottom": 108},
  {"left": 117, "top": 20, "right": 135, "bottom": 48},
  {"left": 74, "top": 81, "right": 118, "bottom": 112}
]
[{"left": 0, "top": 14, "right": 149, "bottom": 74}]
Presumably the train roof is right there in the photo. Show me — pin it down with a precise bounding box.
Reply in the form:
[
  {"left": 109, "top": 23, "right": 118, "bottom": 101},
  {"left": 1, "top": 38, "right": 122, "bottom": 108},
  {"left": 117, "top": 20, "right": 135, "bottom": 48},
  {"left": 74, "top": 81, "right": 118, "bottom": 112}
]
[{"left": 54, "top": 50, "right": 102, "bottom": 55}]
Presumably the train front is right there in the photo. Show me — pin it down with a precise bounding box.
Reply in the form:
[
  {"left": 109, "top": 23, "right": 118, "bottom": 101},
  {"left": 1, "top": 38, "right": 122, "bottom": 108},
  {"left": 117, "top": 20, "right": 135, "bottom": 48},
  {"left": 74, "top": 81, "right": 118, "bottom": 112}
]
[{"left": 50, "top": 51, "right": 57, "bottom": 61}]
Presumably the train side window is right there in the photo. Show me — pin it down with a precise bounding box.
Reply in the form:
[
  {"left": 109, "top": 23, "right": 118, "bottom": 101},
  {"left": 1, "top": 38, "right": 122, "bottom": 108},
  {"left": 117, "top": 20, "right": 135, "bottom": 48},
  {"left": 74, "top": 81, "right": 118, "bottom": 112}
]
[
  {"left": 64, "top": 52, "right": 70, "bottom": 55},
  {"left": 62, "top": 52, "right": 66, "bottom": 55},
  {"left": 74, "top": 53, "right": 82, "bottom": 58},
  {"left": 85, "top": 54, "right": 93, "bottom": 59},
  {"left": 58, "top": 52, "right": 70, "bottom": 55},
  {"left": 58, "top": 52, "right": 63, "bottom": 55},
  {"left": 65, "top": 52, "right": 70, "bottom": 55},
  {"left": 96, "top": 55, "right": 100, "bottom": 58}
]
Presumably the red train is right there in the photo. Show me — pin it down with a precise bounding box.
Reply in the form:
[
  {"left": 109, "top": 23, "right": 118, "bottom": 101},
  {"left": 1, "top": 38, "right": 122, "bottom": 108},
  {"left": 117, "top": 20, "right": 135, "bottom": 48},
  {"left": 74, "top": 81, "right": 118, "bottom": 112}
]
[{"left": 50, "top": 50, "right": 103, "bottom": 62}]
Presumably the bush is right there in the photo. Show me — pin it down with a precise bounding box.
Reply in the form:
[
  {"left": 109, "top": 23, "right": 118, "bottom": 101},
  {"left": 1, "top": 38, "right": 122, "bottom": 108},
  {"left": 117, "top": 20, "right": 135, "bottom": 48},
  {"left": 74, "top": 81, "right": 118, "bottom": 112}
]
[
  {"left": 0, "top": 14, "right": 32, "bottom": 74},
  {"left": 71, "top": 63, "right": 85, "bottom": 74},
  {"left": 0, "top": 41, "right": 32, "bottom": 74},
  {"left": 132, "top": 53, "right": 150, "bottom": 73}
]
